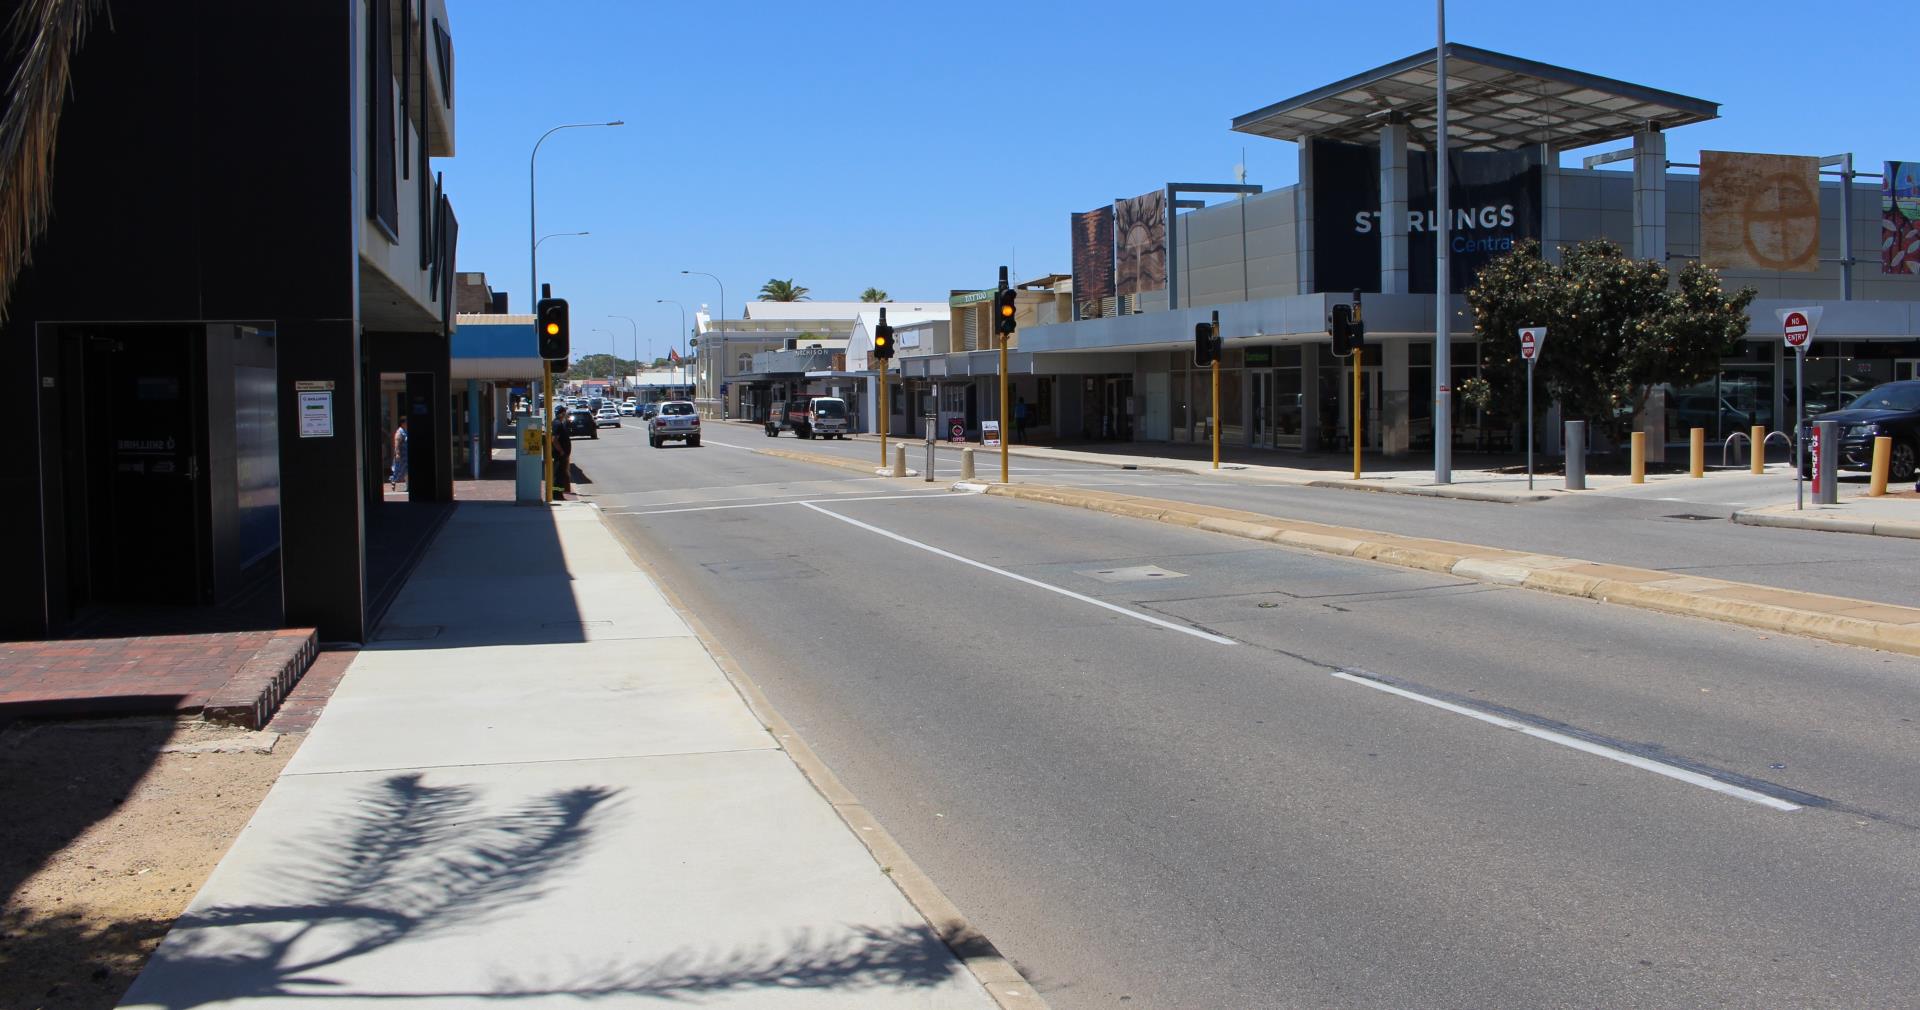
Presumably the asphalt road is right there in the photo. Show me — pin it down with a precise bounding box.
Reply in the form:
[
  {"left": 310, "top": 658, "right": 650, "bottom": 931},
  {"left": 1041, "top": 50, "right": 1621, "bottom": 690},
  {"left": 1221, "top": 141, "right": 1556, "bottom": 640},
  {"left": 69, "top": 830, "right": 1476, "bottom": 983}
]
[
  {"left": 708, "top": 424, "right": 1920, "bottom": 608},
  {"left": 572, "top": 423, "right": 1920, "bottom": 1009}
]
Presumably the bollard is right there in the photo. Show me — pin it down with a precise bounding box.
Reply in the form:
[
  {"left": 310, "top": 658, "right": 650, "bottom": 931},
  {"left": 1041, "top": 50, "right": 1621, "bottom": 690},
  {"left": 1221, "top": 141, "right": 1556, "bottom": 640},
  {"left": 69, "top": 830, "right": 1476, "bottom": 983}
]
[
  {"left": 891, "top": 444, "right": 906, "bottom": 478},
  {"left": 1814, "top": 419, "right": 1839, "bottom": 505},
  {"left": 1751, "top": 425, "right": 1766, "bottom": 474},
  {"left": 961, "top": 447, "right": 975, "bottom": 480},
  {"left": 1870, "top": 435, "right": 1892, "bottom": 497},
  {"left": 1630, "top": 431, "right": 1646, "bottom": 484},
  {"left": 1689, "top": 427, "right": 1705, "bottom": 478},
  {"left": 1564, "top": 420, "right": 1586, "bottom": 491},
  {"left": 925, "top": 439, "right": 936, "bottom": 482}
]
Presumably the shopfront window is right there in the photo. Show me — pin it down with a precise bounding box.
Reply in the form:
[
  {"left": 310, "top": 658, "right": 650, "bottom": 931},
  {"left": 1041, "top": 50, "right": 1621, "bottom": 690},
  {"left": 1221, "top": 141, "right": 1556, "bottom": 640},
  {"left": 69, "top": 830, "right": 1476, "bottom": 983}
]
[
  {"left": 1276, "top": 345, "right": 1303, "bottom": 448},
  {"left": 1171, "top": 370, "right": 1192, "bottom": 442}
]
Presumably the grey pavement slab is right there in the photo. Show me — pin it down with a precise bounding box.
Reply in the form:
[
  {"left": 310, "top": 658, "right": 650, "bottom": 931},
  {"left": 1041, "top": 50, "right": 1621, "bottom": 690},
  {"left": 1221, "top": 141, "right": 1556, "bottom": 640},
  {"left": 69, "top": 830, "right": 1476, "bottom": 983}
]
[{"left": 120, "top": 502, "right": 997, "bottom": 1010}]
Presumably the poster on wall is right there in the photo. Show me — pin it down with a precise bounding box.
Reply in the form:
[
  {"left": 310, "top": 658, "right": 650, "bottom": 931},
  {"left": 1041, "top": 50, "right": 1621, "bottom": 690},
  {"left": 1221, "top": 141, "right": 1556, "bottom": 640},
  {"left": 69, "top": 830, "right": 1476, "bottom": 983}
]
[
  {"left": 1070, "top": 205, "right": 1116, "bottom": 317},
  {"left": 1113, "top": 189, "right": 1167, "bottom": 297},
  {"left": 1886, "top": 161, "right": 1920, "bottom": 275},
  {"left": 1700, "top": 150, "right": 1821, "bottom": 273},
  {"left": 1309, "top": 139, "right": 1541, "bottom": 295}
]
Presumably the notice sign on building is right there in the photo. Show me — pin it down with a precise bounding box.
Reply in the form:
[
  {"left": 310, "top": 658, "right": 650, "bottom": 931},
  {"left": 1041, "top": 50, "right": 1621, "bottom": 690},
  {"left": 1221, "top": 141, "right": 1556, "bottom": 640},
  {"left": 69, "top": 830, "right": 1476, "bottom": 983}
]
[
  {"left": 1700, "top": 151, "right": 1821, "bottom": 273},
  {"left": 297, "top": 383, "right": 334, "bottom": 438}
]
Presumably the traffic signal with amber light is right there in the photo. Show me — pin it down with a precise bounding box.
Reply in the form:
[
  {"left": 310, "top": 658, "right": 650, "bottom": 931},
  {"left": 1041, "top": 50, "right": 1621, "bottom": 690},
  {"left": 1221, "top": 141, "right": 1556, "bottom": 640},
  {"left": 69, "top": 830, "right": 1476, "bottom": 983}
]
[
  {"left": 995, "top": 289, "right": 1018, "bottom": 336},
  {"left": 1193, "top": 319, "right": 1221, "bottom": 367},
  {"left": 1330, "top": 302, "right": 1355, "bottom": 357},
  {"left": 872, "top": 307, "right": 894, "bottom": 361},
  {"left": 537, "top": 297, "right": 570, "bottom": 360}
]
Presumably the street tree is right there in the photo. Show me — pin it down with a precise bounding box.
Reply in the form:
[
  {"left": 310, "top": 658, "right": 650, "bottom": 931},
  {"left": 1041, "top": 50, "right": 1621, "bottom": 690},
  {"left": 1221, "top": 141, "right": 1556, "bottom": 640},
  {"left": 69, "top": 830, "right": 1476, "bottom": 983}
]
[
  {"left": 1466, "top": 239, "right": 1754, "bottom": 448},
  {"left": 860, "top": 287, "right": 888, "bottom": 302},
  {"left": 565, "top": 353, "right": 639, "bottom": 380},
  {"left": 759, "top": 278, "right": 809, "bottom": 301}
]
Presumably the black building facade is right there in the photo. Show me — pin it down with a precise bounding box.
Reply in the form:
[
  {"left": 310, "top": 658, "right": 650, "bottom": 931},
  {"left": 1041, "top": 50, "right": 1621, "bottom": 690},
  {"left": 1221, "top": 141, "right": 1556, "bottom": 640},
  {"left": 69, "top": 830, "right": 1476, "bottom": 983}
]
[{"left": 0, "top": 0, "right": 459, "bottom": 643}]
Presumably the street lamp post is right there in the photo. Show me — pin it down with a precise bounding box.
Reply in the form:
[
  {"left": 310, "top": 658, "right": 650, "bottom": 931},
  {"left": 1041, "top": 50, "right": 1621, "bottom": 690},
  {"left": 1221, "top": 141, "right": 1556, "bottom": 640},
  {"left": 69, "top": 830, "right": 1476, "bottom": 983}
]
[
  {"left": 681, "top": 271, "right": 724, "bottom": 418},
  {"left": 536, "top": 230, "right": 589, "bottom": 253},
  {"left": 610, "top": 315, "right": 639, "bottom": 393},
  {"left": 657, "top": 299, "right": 687, "bottom": 400},
  {"left": 529, "top": 119, "right": 621, "bottom": 502}
]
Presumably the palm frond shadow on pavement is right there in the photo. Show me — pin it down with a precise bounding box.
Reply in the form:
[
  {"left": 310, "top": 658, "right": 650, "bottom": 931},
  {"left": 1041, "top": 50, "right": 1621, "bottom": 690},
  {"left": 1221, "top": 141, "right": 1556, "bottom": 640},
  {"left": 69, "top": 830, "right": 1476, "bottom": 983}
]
[{"left": 130, "top": 772, "right": 979, "bottom": 1006}]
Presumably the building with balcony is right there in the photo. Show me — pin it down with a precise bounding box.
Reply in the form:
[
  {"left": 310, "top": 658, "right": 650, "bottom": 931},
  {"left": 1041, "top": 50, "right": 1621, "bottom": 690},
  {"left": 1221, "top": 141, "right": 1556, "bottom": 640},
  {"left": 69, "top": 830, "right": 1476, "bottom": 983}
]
[{"left": 0, "top": 0, "right": 462, "bottom": 643}]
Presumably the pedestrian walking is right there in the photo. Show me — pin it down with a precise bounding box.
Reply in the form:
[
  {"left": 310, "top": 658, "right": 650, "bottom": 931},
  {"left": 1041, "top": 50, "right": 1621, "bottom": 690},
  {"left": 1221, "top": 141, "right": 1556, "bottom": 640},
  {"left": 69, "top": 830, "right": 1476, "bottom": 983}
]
[
  {"left": 389, "top": 417, "right": 409, "bottom": 490},
  {"left": 1014, "top": 396, "right": 1030, "bottom": 443},
  {"left": 550, "top": 409, "right": 573, "bottom": 497}
]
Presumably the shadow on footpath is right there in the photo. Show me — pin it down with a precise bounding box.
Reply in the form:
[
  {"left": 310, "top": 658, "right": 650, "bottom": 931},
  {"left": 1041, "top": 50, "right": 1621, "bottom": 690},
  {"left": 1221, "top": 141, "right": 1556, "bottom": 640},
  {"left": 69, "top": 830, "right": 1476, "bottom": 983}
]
[{"left": 123, "top": 773, "right": 970, "bottom": 1006}]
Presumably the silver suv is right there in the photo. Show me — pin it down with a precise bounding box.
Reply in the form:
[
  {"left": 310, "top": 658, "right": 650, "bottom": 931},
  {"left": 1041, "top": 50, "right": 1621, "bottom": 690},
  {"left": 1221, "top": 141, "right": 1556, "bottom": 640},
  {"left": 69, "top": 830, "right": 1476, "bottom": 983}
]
[{"left": 649, "top": 401, "right": 701, "bottom": 448}]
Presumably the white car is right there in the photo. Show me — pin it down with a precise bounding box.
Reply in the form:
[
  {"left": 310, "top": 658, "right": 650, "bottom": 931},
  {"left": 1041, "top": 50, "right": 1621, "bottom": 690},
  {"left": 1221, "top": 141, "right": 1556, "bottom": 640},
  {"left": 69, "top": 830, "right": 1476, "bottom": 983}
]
[
  {"left": 619, "top": 401, "right": 637, "bottom": 416},
  {"left": 595, "top": 405, "right": 621, "bottom": 428}
]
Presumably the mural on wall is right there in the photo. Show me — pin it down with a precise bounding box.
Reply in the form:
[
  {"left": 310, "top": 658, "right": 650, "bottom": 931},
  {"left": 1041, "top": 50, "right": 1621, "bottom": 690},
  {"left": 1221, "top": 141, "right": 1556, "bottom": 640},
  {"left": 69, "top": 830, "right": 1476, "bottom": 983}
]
[
  {"left": 1886, "top": 161, "right": 1920, "bottom": 275},
  {"left": 1113, "top": 189, "right": 1167, "bottom": 297},
  {"left": 1700, "top": 151, "right": 1821, "bottom": 273},
  {"left": 1070, "top": 205, "right": 1116, "bottom": 318}
]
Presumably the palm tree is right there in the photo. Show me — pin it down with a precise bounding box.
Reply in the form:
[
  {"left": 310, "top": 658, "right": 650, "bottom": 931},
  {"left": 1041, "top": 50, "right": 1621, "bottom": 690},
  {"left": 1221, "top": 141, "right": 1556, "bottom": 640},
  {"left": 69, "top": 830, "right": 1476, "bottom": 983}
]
[
  {"left": 0, "top": 0, "right": 106, "bottom": 320},
  {"left": 860, "top": 287, "right": 887, "bottom": 303},
  {"left": 759, "top": 278, "right": 809, "bottom": 302}
]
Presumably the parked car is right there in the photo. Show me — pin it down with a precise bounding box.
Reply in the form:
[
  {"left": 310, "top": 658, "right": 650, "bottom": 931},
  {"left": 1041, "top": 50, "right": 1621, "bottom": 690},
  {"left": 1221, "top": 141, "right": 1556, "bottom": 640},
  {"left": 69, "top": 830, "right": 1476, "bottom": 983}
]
[
  {"left": 565, "top": 408, "right": 598, "bottom": 439},
  {"left": 595, "top": 405, "right": 621, "bottom": 428},
  {"left": 772, "top": 395, "right": 850, "bottom": 439},
  {"left": 1798, "top": 380, "right": 1920, "bottom": 481},
  {"left": 649, "top": 400, "right": 701, "bottom": 448}
]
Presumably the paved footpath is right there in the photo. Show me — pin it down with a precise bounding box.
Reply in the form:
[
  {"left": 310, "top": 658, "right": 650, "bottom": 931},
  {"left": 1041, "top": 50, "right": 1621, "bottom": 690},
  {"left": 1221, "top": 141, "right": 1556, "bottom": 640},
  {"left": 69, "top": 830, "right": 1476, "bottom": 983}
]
[{"left": 120, "top": 501, "right": 1021, "bottom": 1009}]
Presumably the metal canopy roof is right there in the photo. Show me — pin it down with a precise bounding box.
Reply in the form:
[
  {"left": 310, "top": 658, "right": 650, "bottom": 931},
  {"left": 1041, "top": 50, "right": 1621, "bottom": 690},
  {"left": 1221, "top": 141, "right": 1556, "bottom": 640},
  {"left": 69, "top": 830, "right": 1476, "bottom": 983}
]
[{"left": 1230, "top": 44, "right": 1718, "bottom": 153}]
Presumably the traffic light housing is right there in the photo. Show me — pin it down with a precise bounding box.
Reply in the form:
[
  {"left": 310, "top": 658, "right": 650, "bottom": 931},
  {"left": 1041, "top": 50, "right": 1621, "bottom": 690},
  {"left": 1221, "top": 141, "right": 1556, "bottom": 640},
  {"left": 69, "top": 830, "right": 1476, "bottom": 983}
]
[
  {"left": 1330, "top": 302, "right": 1355, "bottom": 356},
  {"left": 995, "top": 289, "right": 1018, "bottom": 336},
  {"left": 1193, "top": 320, "right": 1221, "bottom": 367},
  {"left": 537, "top": 297, "right": 570, "bottom": 360},
  {"left": 872, "top": 317, "right": 894, "bottom": 361}
]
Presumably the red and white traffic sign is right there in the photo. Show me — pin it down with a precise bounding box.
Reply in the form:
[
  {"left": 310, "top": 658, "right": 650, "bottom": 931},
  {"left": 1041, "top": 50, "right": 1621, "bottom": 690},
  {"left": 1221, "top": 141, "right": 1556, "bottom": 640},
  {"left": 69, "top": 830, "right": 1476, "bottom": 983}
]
[
  {"left": 1776, "top": 305, "right": 1822, "bottom": 350},
  {"left": 1783, "top": 311, "right": 1809, "bottom": 348},
  {"left": 1518, "top": 326, "right": 1547, "bottom": 361}
]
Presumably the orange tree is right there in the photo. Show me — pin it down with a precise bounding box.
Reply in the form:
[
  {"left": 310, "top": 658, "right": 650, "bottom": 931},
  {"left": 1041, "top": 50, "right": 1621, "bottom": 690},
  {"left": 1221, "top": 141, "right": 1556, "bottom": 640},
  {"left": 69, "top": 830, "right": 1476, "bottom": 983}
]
[{"left": 1466, "top": 239, "right": 1754, "bottom": 448}]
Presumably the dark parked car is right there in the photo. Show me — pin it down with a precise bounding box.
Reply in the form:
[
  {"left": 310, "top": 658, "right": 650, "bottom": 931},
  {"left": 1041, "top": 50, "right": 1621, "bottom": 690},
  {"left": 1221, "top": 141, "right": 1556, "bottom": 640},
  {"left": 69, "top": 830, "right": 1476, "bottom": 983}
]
[
  {"left": 565, "top": 408, "right": 598, "bottom": 439},
  {"left": 1799, "top": 380, "right": 1920, "bottom": 481}
]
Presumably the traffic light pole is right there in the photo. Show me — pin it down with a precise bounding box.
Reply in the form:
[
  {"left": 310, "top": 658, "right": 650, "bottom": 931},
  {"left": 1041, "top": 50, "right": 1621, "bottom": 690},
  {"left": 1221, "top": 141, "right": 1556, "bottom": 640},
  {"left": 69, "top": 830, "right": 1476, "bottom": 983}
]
[
  {"left": 542, "top": 360, "right": 555, "bottom": 502},
  {"left": 999, "top": 339, "right": 1009, "bottom": 484},
  {"left": 1352, "top": 347, "right": 1363, "bottom": 480},
  {"left": 1210, "top": 310, "right": 1221, "bottom": 470},
  {"left": 878, "top": 358, "right": 889, "bottom": 469}
]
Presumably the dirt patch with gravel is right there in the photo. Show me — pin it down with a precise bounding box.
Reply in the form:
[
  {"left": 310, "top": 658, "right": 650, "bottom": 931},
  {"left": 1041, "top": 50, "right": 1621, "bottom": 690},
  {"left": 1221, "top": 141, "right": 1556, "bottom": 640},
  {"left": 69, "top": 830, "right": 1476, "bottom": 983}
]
[{"left": 0, "top": 716, "right": 298, "bottom": 1008}]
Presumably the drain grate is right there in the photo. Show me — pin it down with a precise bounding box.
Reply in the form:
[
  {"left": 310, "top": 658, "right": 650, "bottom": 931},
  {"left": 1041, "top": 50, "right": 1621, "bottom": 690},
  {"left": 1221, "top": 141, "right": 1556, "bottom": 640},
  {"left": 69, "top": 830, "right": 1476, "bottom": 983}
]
[{"left": 1663, "top": 513, "right": 1723, "bottom": 521}]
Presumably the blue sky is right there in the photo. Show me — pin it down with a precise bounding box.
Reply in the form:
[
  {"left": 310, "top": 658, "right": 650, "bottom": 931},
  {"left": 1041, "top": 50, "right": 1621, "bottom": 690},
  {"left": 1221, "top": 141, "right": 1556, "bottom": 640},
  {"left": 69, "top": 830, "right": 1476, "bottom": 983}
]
[{"left": 444, "top": 0, "right": 1908, "bottom": 358}]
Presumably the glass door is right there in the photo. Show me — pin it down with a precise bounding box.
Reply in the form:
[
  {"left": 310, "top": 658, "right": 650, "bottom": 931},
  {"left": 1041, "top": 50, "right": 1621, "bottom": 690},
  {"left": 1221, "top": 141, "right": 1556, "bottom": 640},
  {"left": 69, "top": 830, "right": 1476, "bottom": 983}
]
[{"left": 1251, "top": 371, "right": 1274, "bottom": 449}]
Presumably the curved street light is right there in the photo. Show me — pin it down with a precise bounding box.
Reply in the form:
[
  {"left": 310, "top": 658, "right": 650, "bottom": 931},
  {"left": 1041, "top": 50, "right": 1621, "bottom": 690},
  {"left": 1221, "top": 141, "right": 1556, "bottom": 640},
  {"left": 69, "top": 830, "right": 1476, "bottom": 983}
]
[
  {"left": 536, "top": 230, "right": 589, "bottom": 251},
  {"left": 681, "top": 272, "right": 725, "bottom": 416}
]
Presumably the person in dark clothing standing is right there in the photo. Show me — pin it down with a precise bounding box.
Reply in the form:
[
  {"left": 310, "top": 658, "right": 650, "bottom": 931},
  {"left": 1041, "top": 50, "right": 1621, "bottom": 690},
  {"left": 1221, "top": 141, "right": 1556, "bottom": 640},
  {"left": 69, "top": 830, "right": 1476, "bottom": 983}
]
[{"left": 550, "top": 409, "right": 573, "bottom": 497}]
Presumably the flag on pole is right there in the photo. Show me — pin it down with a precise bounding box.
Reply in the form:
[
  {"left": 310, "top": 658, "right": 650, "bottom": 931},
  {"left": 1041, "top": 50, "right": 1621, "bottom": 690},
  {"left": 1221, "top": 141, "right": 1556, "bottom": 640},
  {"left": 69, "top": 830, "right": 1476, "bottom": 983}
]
[{"left": 668, "top": 347, "right": 681, "bottom": 363}]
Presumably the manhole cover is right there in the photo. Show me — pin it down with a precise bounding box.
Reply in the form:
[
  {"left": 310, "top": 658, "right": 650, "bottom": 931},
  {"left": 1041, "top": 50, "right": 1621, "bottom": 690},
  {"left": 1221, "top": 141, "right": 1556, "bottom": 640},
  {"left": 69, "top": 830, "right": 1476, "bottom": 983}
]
[
  {"left": 1078, "top": 564, "right": 1187, "bottom": 583},
  {"left": 1663, "top": 513, "right": 1722, "bottom": 521}
]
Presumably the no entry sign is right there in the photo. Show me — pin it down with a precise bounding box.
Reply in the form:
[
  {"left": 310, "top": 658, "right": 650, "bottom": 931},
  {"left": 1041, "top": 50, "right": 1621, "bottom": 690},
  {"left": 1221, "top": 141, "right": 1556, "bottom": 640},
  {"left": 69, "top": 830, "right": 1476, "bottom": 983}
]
[
  {"left": 1784, "top": 312, "right": 1809, "bottom": 348},
  {"left": 1518, "top": 326, "right": 1547, "bottom": 361}
]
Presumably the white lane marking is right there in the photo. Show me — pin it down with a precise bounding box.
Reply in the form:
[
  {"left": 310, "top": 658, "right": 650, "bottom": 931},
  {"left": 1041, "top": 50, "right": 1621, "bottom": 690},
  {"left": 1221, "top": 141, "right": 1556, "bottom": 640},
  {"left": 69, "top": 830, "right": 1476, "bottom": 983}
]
[
  {"left": 700, "top": 439, "right": 754, "bottom": 450},
  {"left": 612, "top": 492, "right": 974, "bottom": 516},
  {"left": 1329, "top": 671, "right": 1800, "bottom": 812},
  {"left": 800, "top": 502, "right": 1237, "bottom": 646}
]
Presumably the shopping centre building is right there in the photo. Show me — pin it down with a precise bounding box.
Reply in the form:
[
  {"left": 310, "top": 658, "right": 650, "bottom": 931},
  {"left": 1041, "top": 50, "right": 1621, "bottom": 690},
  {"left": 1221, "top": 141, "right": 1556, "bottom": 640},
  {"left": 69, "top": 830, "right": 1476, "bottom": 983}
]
[{"left": 871, "top": 44, "right": 1920, "bottom": 460}]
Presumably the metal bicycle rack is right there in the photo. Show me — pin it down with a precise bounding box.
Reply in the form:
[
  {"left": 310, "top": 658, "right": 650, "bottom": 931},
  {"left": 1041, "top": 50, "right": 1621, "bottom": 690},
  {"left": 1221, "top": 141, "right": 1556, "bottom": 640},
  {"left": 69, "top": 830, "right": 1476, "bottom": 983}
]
[{"left": 1724, "top": 430, "right": 1795, "bottom": 468}]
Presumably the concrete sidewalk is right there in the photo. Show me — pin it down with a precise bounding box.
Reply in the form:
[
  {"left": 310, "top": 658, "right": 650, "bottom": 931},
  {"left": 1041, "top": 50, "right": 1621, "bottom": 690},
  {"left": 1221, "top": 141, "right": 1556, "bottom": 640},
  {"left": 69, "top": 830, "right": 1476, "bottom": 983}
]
[
  {"left": 1735, "top": 491, "right": 1920, "bottom": 538},
  {"left": 119, "top": 502, "right": 1026, "bottom": 1009}
]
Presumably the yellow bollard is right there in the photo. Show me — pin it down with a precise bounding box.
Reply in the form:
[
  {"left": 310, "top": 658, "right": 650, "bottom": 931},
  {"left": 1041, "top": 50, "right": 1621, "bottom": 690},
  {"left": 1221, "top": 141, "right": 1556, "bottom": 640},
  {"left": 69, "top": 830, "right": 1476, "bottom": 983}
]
[
  {"left": 1870, "top": 436, "right": 1892, "bottom": 497},
  {"left": 1751, "top": 425, "right": 1765, "bottom": 474},
  {"left": 1690, "top": 427, "right": 1705, "bottom": 478},
  {"left": 1630, "top": 431, "right": 1646, "bottom": 484}
]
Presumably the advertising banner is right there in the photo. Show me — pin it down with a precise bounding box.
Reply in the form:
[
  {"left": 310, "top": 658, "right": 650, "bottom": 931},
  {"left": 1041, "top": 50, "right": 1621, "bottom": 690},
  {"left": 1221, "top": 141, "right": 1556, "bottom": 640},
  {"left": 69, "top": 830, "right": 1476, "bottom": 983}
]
[
  {"left": 1700, "top": 151, "right": 1821, "bottom": 272},
  {"left": 1310, "top": 139, "right": 1541, "bottom": 295},
  {"left": 1114, "top": 189, "right": 1167, "bottom": 297},
  {"left": 1885, "top": 161, "right": 1920, "bottom": 275},
  {"left": 1070, "top": 205, "right": 1116, "bottom": 317}
]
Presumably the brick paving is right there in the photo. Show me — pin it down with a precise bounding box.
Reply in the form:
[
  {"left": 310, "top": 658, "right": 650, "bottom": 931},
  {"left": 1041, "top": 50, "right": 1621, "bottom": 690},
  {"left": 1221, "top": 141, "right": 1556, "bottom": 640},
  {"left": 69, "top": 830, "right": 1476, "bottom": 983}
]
[
  {"left": 0, "top": 628, "right": 317, "bottom": 728},
  {"left": 264, "top": 648, "right": 356, "bottom": 733}
]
